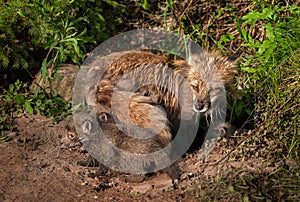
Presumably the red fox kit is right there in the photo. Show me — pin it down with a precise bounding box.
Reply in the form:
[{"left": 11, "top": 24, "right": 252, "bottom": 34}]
[
  {"left": 72, "top": 48, "right": 238, "bottom": 179},
  {"left": 95, "top": 50, "right": 236, "bottom": 128}
]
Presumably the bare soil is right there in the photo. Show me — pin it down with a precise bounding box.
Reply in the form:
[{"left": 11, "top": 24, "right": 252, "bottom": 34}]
[{"left": 0, "top": 113, "right": 280, "bottom": 202}]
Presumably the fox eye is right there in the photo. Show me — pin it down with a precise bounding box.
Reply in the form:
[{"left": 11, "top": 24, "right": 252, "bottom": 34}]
[
  {"left": 191, "top": 85, "right": 199, "bottom": 92},
  {"left": 68, "top": 132, "right": 77, "bottom": 140}
]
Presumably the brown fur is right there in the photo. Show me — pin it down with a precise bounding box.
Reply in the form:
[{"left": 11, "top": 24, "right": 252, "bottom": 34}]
[
  {"left": 95, "top": 50, "right": 236, "bottom": 125},
  {"left": 73, "top": 104, "right": 180, "bottom": 180},
  {"left": 108, "top": 91, "right": 172, "bottom": 152},
  {"left": 70, "top": 50, "right": 237, "bottom": 179},
  {"left": 60, "top": 121, "right": 80, "bottom": 149},
  {"left": 96, "top": 51, "right": 188, "bottom": 123},
  {"left": 73, "top": 90, "right": 172, "bottom": 154}
]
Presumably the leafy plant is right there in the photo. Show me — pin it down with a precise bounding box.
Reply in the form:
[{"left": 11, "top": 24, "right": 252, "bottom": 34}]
[
  {"left": 0, "top": 0, "right": 125, "bottom": 70},
  {"left": 41, "top": 17, "right": 91, "bottom": 82},
  {"left": 0, "top": 80, "right": 72, "bottom": 134},
  {"left": 0, "top": 0, "right": 125, "bottom": 133}
]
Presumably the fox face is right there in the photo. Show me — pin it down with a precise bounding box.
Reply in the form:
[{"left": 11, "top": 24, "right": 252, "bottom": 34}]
[
  {"left": 186, "top": 49, "right": 237, "bottom": 115},
  {"left": 189, "top": 79, "right": 211, "bottom": 113}
]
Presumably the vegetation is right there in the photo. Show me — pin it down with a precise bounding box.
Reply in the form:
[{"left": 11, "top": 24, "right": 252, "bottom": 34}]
[
  {"left": 0, "top": 0, "right": 125, "bottom": 69},
  {"left": 0, "top": 0, "right": 126, "bottom": 127},
  {"left": 0, "top": 79, "right": 72, "bottom": 133},
  {"left": 0, "top": 0, "right": 299, "bottom": 200}
]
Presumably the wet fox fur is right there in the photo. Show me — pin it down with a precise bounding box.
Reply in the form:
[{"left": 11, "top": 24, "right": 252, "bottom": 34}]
[
  {"left": 70, "top": 49, "right": 238, "bottom": 180},
  {"left": 95, "top": 50, "right": 237, "bottom": 131}
]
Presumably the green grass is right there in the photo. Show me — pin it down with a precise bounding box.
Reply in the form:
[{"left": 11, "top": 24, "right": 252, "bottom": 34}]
[
  {"left": 202, "top": 2, "right": 300, "bottom": 201},
  {"left": 239, "top": 5, "right": 300, "bottom": 161}
]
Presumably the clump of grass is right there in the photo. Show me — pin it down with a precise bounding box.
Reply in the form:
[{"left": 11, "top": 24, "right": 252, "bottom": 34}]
[
  {"left": 217, "top": 3, "right": 300, "bottom": 201},
  {"left": 238, "top": 4, "right": 300, "bottom": 160}
]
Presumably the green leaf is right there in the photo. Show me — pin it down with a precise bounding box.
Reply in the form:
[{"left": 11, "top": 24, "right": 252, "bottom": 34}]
[
  {"left": 56, "top": 45, "right": 65, "bottom": 62},
  {"left": 45, "top": 40, "right": 58, "bottom": 50},
  {"left": 77, "top": 27, "right": 87, "bottom": 38},
  {"left": 241, "top": 67, "right": 260, "bottom": 73},
  {"left": 265, "top": 23, "right": 275, "bottom": 41},
  {"left": 5, "top": 94, "right": 12, "bottom": 102},
  {"left": 72, "top": 17, "right": 85, "bottom": 25},
  {"left": 104, "top": 0, "right": 125, "bottom": 8},
  {"left": 0, "top": 136, "right": 10, "bottom": 143},
  {"left": 14, "top": 95, "right": 25, "bottom": 104},
  {"left": 141, "top": 0, "right": 150, "bottom": 10},
  {"left": 71, "top": 103, "right": 82, "bottom": 111},
  {"left": 264, "top": 44, "right": 277, "bottom": 61},
  {"left": 17, "top": 9, "right": 25, "bottom": 17},
  {"left": 71, "top": 56, "right": 80, "bottom": 67},
  {"left": 41, "top": 59, "right": 49, "bottom": 81},
  {"left": 35, "top": 99, "right": 42, "bottom": 107},
  {"left": 53, "top": 97, "right": 67, "bottom": 106},
  {"left": 24, "top": 101, "right": 34, "bottom": 114},
  {"left": 257, "top": 40, "right": 277, "bottom": 61},
  {"left": 52, "top": 89, "right": 58, "bottom": 97}
]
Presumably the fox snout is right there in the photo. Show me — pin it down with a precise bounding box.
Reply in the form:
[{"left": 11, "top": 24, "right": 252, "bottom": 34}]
[{"left": 192, "top": 96, "right": 211, "bottom": 113}]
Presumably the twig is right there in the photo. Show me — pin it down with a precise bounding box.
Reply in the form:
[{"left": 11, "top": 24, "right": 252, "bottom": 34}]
[{"left": 25, "top": 66, "right": 54, "bottom": 100}]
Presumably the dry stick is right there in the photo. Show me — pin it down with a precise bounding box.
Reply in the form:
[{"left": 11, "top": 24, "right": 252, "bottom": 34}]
[
  {"left": 200, "top": 88, "right": 300, "bottom": 167},
  {"left": 175, "top": 0, "right": 193, "bottom": 34},
  {"left": 25, "top": 67, "right": 54, "bottom": 100},
  {"left": 178, "top": 0, "right": 193, "bottom": 23},
  {"left": 24, "top": 68, "right": 44, "bottom": 90}
]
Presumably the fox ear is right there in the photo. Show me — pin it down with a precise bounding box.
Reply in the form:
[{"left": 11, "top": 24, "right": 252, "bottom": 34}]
[
  {"left": 187, "top": 40, "right": 205, "bottom": 65},
  {"left": 213, "top": 51, "right": 240, "bottom": 86},
  {"left": 214, "top": 49, "right": 241, "bottom": 71},
  {"left": 81, "top": 120, "right": 92, "bottom": 134},
  {"left": 227, "top": 50, "right": 242, "bottom": 63},
  {"left": 224, "top": 50, "right": 242, "bottom": 73}
]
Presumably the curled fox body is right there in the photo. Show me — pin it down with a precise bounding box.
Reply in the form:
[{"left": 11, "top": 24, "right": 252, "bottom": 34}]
[
  {"left": 95, "top": 50, "right": 236, "bottom": 127},
  {"left": 69, "top": 47, "right": 238, "bottom": 179}
]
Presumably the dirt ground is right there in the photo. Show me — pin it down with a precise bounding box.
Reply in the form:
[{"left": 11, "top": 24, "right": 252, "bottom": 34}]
[{"left": 0, "top": 113, "right": 280, "bottom": 202}]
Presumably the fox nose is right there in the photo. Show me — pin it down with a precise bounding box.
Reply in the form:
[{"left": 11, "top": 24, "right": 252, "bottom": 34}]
[{"left": 193, "top": 98, "right": 211, "bottom": 113}]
